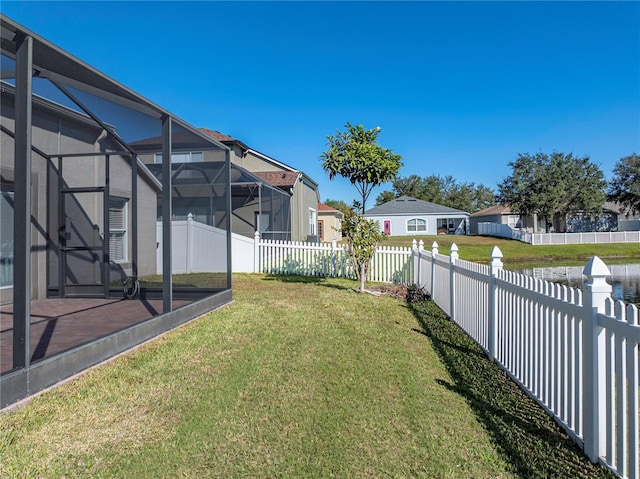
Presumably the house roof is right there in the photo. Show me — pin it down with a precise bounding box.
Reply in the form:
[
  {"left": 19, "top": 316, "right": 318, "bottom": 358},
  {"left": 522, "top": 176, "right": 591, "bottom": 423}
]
[
  {"left": 365, "top": 196, "right": 469, "bottom": 216},
  {"left": 198, "top": 128, "right": 250, "bottom": 151},
  {"left": 318, "top": 202, "right": 344, "bottom": 218},
  {"left": 128, "top": 128, "right": 227, "bottom": 153},
  {"left": 198, "top": 128, "right": 235, "bottom": 143},
  {"left": 318, "top": 202, "right": 337, "bottom": 212},
  {"left": 254, "top": 171, "right": 301, "bottom": 188},
  {"left": 199, "top": 128, "right": 303, "bottom": 173},
  {"left": 470, "top": 204, "right": 514, "bottom": 217},
  {"left": 604, "top": 201, "right": 630, "bottom": 215},
  {"left": 199, "top": 127, "right": 320, "bottom": 199}
]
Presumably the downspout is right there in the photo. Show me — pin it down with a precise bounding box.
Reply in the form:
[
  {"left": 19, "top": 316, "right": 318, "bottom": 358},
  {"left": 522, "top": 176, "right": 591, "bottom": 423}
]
[
  {"left": 94, "top": 129, "right": 108, "bottom": 223},
  {"left": 57, "top": 117, "right": 61, "bottom": 155},
  {"left": 258, "top": 183, "right": 262, "bottom": 236}
]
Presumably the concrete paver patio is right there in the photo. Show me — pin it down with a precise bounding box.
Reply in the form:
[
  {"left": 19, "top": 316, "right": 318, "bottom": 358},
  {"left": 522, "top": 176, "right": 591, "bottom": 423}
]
[{"left": 1, "top": 297, "right": 190, "bottom": 375}]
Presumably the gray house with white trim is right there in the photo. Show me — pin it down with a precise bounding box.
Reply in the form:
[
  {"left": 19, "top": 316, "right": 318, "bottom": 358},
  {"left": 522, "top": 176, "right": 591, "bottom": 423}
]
[{"left": 365, "top": 196, "right": 470, "bottom": 236}]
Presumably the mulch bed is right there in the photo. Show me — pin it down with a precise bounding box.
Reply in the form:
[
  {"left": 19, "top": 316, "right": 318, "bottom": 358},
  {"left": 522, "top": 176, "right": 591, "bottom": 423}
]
[{"left": 366, "top": 284, "right": 429, "bottom": 302}]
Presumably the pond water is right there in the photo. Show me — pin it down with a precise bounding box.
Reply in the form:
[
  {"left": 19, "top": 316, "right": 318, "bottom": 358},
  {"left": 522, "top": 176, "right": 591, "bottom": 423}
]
[{"left": 518, "top": 264, "right": 640, "bottom": 306}]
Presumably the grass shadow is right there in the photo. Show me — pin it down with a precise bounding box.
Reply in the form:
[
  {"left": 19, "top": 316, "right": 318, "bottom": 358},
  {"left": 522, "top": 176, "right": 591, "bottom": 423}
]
[
  {"left": 262, "top": 274, "right": 327, "bottom": 284},
  {"left": 410, "top": 327, "right": 485, "bottom": 359},
  {"left": 407, "top": 299, "right": 616, "bottom": 479},
  {"left": 261, "top": 274, "right": 357, "bottom": 292}
]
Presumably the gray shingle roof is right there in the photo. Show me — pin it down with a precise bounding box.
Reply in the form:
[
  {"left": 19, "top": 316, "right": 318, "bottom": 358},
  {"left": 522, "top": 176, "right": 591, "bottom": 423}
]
[
  {"left": 470, "top": 204, "right": 514, "bottom": 217},
  {"left": 365, "top": 196, "right": 469, "bottom": 216}
]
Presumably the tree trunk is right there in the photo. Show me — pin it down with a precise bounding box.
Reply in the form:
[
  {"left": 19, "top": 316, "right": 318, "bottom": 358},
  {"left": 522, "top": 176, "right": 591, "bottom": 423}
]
[{"left": 359, "top": 262, "right": 366, "bottom": 293}]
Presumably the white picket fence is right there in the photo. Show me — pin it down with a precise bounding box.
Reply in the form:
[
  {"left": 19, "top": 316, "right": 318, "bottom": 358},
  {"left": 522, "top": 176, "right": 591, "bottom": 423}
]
[
  {"left": 257, "top": 236, "right": 414, "bottom": 284},
  {"left": 414, "top": 242, "right": 639, "bottom": 479},
  {"left": 478, "top": 222, "right": 640, "bottom": 245}
]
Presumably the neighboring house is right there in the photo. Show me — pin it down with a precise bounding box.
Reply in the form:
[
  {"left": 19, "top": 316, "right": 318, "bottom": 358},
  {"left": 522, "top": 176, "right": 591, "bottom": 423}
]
[
  {"left": 365, "top": 196, "right": 470, "bottom": 236},
  {"left": 317, "top": 203, "right": 344, "bottom": 242},
  {"left": 1, "top": 16, "right": 232, "bottom": 408},
  {"left": 199, "top": 129, "right": 321, "bottom": 241},
  {"left": 133, "top": 128, "right": 321, "bottom": 241},
  {"left": 613, "top": 201, "right": 640, "bottom": 222},
  {"left": 471, "top": 202, "right": 638, "bottom": 235},
  {"left": 566, "top": 202, "right": 614, "bottom": 233},
  {"left": 131, "top": 138, "right": 292, "bottom": 241},
  {"left": 612, "top": 201, "right": 640, "bottom": 232},
  {"left": 566, "top": 202, "right": 640, "bottom": 233},
  {"left": 469, "top": 204, "right": 540, "bottom": 235}
]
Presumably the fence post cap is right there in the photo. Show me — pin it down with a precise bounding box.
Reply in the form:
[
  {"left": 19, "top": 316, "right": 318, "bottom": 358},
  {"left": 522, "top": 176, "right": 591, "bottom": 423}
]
[
  {"left": 583, "top": 256, "right": 611, "bottom": 283},
  {"left": 431, "top": 241, "right": 438, "bottom": 249},
  {"left": 412, "top": 239, "right": 417, "bottom": 249},
  {"left": 254, "top": 230, "right": 260, "bottom": 239},
  {"left": 418, "top": 240, "right": 424, "bottom": 250},
  {"left": 187, "top": 212, "right": 193, "bottom": 219},
  {"left": 489, "top": 246, "right": 503, "bottom": 271},
  {"left": 450, "top": 242, "right": 459, "bottom": 261}
]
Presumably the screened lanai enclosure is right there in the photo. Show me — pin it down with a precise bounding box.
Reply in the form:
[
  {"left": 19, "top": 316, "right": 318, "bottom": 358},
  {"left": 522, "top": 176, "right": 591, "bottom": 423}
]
[
  {"left": 0, "top": 16, "right": 232, "bottom": 408},
  {"left": 144, "top": 163, "right": 292, "bottom": 241},
  {"left": 134, "top": 138, "right": 292, "bottom": 242}
]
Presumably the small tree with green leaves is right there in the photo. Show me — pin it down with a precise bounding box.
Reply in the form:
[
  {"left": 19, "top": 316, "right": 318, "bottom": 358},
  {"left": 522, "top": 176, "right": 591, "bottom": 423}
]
[
  {"left": 320, "top": 123, "right": 400, "bottom": 292},
  {"left": 320, "top": 123, "right": 402, "bottom": 214},
  {"left": 341, "top": 211, "right": 386, "bottom": 293}
]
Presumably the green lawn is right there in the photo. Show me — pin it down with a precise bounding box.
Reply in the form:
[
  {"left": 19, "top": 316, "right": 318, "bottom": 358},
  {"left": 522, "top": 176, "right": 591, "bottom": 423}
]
[
  {"left": 0, "top": 275, "right": 615, "bottom": 478},
  {"left": 382, "top": 234, "right": 640, "bottom": 269}
]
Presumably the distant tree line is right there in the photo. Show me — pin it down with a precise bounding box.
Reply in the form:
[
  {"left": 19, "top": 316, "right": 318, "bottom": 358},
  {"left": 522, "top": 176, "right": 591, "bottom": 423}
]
[{"left": 374, "top": 175, "right": 497, "bottom": 214}]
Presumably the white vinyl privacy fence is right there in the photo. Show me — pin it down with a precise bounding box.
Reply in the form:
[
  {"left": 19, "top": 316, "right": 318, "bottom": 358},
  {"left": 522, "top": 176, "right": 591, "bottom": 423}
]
[
  {"left": 414, "top": 242, "right": 639, "bottom": 479},
  {"left": 478, "top": 222, "right": 640, "bottom": 245},
  {"left": 157, "top": 216, "right": 228, "bottom": 274}
]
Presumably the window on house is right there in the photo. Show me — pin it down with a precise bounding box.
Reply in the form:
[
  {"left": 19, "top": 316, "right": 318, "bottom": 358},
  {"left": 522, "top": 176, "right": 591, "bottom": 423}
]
[
  {"left": 309, "top": 208, "right": 317, "bottom": 235},
  {"left": 407, "top": 218, "right": 427, "bottom": 232},
  {"left": 154, "top": 151, "right": 203, "bottom": 164},
  {"left": 109, "top": 197, "right": 128, "bottom": 263},
  {"left": 437, "top": 218, "right": 455, "bottom": 230},
  {"left": 318, "top": 220, "right": 324, "bottom": 241}
]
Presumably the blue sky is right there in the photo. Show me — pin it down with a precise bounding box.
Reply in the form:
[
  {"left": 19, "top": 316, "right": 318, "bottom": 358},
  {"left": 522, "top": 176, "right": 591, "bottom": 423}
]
[{"left": 2, "top": 1, "right": 639, "bottom": 208}]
